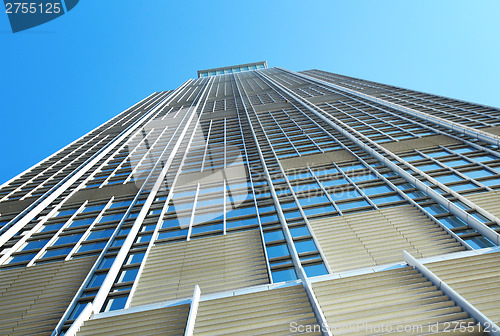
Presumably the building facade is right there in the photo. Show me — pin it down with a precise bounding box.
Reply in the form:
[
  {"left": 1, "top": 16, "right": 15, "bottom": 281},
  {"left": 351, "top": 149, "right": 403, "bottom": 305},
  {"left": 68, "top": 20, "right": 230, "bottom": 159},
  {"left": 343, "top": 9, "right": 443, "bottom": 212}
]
[{"left": 1, "top": 62, "right": 500, "bottom": 335}]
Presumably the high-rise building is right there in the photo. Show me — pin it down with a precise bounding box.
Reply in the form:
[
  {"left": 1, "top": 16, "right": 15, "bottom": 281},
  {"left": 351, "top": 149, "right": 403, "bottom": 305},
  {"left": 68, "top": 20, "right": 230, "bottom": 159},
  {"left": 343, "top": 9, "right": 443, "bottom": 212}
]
[{"left": 1, "top": 62, "right": 500, "bottom": 336}]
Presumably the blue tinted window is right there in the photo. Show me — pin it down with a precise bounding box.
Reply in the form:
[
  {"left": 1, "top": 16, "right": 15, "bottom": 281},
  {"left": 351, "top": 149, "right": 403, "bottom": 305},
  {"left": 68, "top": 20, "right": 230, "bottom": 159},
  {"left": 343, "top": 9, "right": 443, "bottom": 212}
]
[
  {"left": 226, "top": 206, "right": 257, "bottom": 218},
  {"left": 303, "top": 205, "right": 336, "bottom": 217},
  {"left": 423, "top": 204, "right": 448, "bottom": 216},
  {"left": 260, "top": 214, "right": 279, "bottom": 223},
  {"left": 264, "top": 230, "right": 284, "bottom": 242},
  {"left": 82, "top": 205, "right": 106, "bottom": 214},
  {"left": 191, "top": 223, "right": 223, "bottom": 234},
  {"left": 443, "top": 159, "right": 469, "bottom": 167},
  {"left": 109, "top": 201, "right": 132, "bottom": 209},
  {"left": 226, "top": 217, "right": 257, "bottom": 229},
  {"left": 371, "top": 195, "right": 403, "bottom": 205},
  {"left": 69, "top": 302, "right": 89, "bottom": 320},
  {"left": 465, "top": 236, "right": 494, "bottom": 249},
  {"left": 298, "top": 195, "right": 330, "bottom": 207},
  {"left": 41, "top": 222, "right": 65, "bottom": 232},
  {"left": 329, "top": 189, "right": 361, "bottom": 201},
  {"left": 266, "top": 244, "right": 289, "bottom": 258},
  {"left": 304, "top": 263, "right": 328, "bottom": 277},
  {"left": 449, "top": 183, "right": 478, "bottom": 191},
  {"left": 434, "top": 174, "right": 464, "bottom": 184},
  {"left": 271, "top": 268, "right": 297, "bottom": 282},
  {"left": 78, "top": 241, "right": 107, "bottom": 253},
  {"left": 417, "top": 163, "right": 442, "bottom": 171},
  {"left": 471, "top": 155, "right": 497, "bottom": 162},
  {"left": 157, "top": 229, "right": 187, "bottom": 240},
  {"left": 350, "top": 173, "right": 377, "bottom": 182},
  {"left": 88, "top": 273, "right": 107, "bottom": 288},
  {"left": 102, "top": 295, "right": 128, "bottom": 312},
  {"left": 21, "top": 239, "right": 50, "bottom": 251},
  {"left": 99, "top": 213, "right": 124, "bottom": 223},
  {"left": 126, "top": 252, "right": 145, "bottom": 265},
  {"left": 462, "top": 169, "right": 495, "bottom": 179},
  {"left": 87, "top": 229, "right": 114, "bottom": 241},
  {"left": 481, "top": 178, "right": 500, "bottom": 187},
  {"left": 118, "top": 267, "right": 139, "bottom": 283},
  {"left": 69, "top": 218, "right": 95, "bottom": 228},
  {"left": 402, "top": 154, "right": 425, "bottom": 161},
  {"left": 54, "top": 234, "right": 83, "bottom": 246},
  {"left": 162, "top": 217, "right": 189, "bottom": 229},
  {"left": 9, "top": 253, "right": 37, "bottom": 264},
  {"left": 426, "top": 150, "right": 451, "bottom": 157},
  {"left": 56, "top": 208, "right": 79, "bottom": 217},
  {"left": 337, "top": 199, "right": 371, "bottom": 211},
  {"left": 313, "top": 167, "right": 338, "bottom": 176},
  {"left": 192, "top": 212, "right": 223, "bottom": 224},
  {"left": 294, "top": 239, "right": 317, "bottom": 254},
  {"left": 361, "top": 185, "right": 392, "bottom": 195},
  {"left": 439, "top": 216, "right": 466, "bottom": 229},
  {"left": 98, "top": 257, "right": 115, "bottom": 269},
  {"left": 290, "top": 226, "right": 310, "bottom": 237},
  {"left": 43, "top": 247, "right": 73, "bottom": 258},
  {"left": 321, "top": 178, "right": 348, "bottom": 188},
  {"left": 136, "top": 234, "right": 152, "bottom": 243}
]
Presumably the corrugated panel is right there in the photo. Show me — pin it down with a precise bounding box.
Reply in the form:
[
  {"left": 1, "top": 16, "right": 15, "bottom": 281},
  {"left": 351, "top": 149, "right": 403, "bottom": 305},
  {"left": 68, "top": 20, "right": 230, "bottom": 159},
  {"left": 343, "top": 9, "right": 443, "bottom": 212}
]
[
  {"left": 76, "top": 304, "right": 189, "bottom": 336},
  {"left": 312, "top": 267, "right": 485, "bottom": 335},
  {"left": 0, "top": 256, "right": 97, "bottom": 336},
  {"left": 193, "top": 284, "right": 321, "bottom": 335},
  {"left": 131, "top": 230, "right": 269, "bottom": 307},
  {"left": 426, "top": 251, "right": 500, "bottom": 324},
  {"left": 466, "top": 191, "right": 500, "bottom": 219},
  {"left": 309, "top": 205, "right": 465, "bottom": 272}
]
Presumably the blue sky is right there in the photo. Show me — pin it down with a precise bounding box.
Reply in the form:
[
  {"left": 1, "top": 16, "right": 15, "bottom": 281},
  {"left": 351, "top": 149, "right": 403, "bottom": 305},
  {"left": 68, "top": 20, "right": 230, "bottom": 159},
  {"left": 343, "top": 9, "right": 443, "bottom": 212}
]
[{"left": 1, "top": 0, "right": 500, "bottom": 185}]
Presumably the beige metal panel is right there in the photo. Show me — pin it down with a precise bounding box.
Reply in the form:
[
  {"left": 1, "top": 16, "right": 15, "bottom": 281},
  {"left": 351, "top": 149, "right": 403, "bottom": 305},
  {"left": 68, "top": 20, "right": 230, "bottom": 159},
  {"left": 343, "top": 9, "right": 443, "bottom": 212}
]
[
  {"left": 426, "top": 251, "right": 500, "bottom": 324},
  {"left": 76, "top": 304, "right": 189, "bottom": 336},
  {"left": 309, "top": 205, "right": 465, "bottom": 272},
  {"left": 131, "top": 230, "right": 269, "bottom": 307},
  {"left": 312, "top": 267, "right": 485, "bottom": 335},
  {"left": 381, "top": 134, "right": 461, "bottom": 153},
  {"left": 0, "top": 256, "right": 97, "bottom": 336},
  {"left": 280, "top": 150, "right": 356, "bottom": 171},
  {"left": 193, "top": 284, "right": 321, "bottom": 336},
  {"left": 466, "top": 191, "right": 500, "bottom": 219}
]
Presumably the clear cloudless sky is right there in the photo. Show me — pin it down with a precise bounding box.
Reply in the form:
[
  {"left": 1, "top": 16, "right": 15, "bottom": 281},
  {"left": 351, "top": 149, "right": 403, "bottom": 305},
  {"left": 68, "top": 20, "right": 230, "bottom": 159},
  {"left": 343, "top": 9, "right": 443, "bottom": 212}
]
[{"left": 1, "top": 0, "right": 500, "bottom": 185}]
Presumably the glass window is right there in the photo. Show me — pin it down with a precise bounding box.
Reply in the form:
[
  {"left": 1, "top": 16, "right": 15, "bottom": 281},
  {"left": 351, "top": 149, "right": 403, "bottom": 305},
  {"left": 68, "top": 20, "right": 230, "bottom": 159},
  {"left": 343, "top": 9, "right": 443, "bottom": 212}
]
[
  {"left": 297, "top": 195, "right": 330, "bottom": 207},
  {"left": 465, "top": 236, "right": 494, "bottom": 249},
  {"left": 87, "top": 229, "right": 115, "bottom": 241},
  {"left": 9, "top": 253, "right": 37, "bottom": 264},
  {"left": 99, "top": 213, "right": 125, "bottom": 223},
  {"left": 303, "top": 205, "right": 336, "bottom": 217},
  {"left": 462, "top": 169, "right": 495, "bottom": 179},
  {"left": 290, "top": 226, "right": 310, "bottom": 237},
  {"left": 294, "top": 239, "right": 317, "bottom": 254},
  {"left": 226, "top": 217, "right": 256, "bottom": 229},
  {"left": 423, "top": 204, "right": 448, "bottom": 216},
  {"left": 68, "top": 217, "right": 96, "bottom": 228},
  {"left": 82, "top": 205, "right": 106, "bottom": 214},
  {"left": 434, "top": 174, "right": 464, "bottom": 184},
  {"left": 98, "top": 257, "right": 115, "bottom": 270},
  {"left": 21, "top": 239, "right": 50, "bottom": 251},
  {"left": 109, "top": 201, "right": 132, "bottom": 209},
  {"left": 53, "top": 234, "right": 83, "bottom": 246},
  {"left": 226, "top": 206, "right": 257, "bottom": 218},
  {"left": 69, "top": 302, "right": 89, "bottom": 320},
  {"left": 443, "top": 159, "right": 470, "bottom": 167},
  {"left": 266, "top": 244, "right": 290, "bottom": 259},
  {"left": 371, "top": 195, "right": 404, "bottom": 205},
  {"left": 40, "top": 222, "right": 65, "bottom": 232},
  {"left": 56, "top": 208, "right": 79, "bottom": 217},
  {"left": 361, "top": 185, "right": 392, "bottom": 196},
  {"left": 191, "top": 223, "right": 223, "bottom": 234},
  {"left": 117, "top": 267, "right": 139, "bottom": 283},
  {"left": 192, "top": 212, "right": 223, "bottom": 224},
  {"left": 337, "top": 199, "right": 371, "bottom": 211},
  {"left": 416, "top": 163, "right": 442, "bottom": 171},
  {"left": 349, "top": 173, "right": 377, "bottom": 183},
  {"left": 125, "top": 252, "right": 145, "bottom": 265},
  {"left": 263, "top": 230, "right": 284, "bottom": 242},
  {"left": 157, "top": 229, "right": 187, "bottom": 240},
  {"left": 303, "top": 263, "right": 328, "bottom": 277},
  {"left": 271, "top": 268, "right": 297, "bottom": 282},
  {"left": 43, "top": 247, "right": 73, "bottom": 258},
  {"left": 78, "top": 241, "right": 107, "bottom": 253},
  {"left": 102, "top": 295, "right": 128, "bottom": 312},
  {"left": 439, "top": 216, "right": 466, "bottom": 229}
]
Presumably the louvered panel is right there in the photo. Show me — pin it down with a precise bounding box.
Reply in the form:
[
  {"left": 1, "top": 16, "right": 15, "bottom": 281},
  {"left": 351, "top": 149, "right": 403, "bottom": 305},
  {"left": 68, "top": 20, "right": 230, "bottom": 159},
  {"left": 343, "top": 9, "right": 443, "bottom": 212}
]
[
  {"left": 312, "top": 267, "right": 485, "bottom": 335},
  {"left": 466, "top": 191, "right": 500, "bottom": 219},
  {"left": 131, "top": 230, "right": 269, "bottom": 307},
  {"left": 0, "top": 256, "right": 97, "bottom": 336},
  {"left": 193, "top": 284, "right": 321, "bottom": 336},
  {"left": 76, "top": 304, "right": 189, "bottom": 336},
  {"left": 426, "top": 251, "right": 500, "bottom": 324},
  {"left": 309, "top": 205, "right": 465, "bottom": 272}
]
